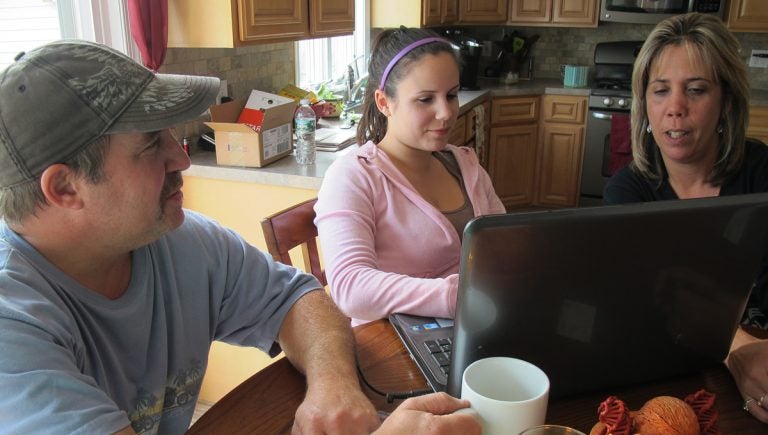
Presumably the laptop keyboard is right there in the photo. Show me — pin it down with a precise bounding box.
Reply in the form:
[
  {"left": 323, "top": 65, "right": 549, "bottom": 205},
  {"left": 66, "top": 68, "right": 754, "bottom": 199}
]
[{"left": 424, "top": 338, "right": 452, "bottom": 376}]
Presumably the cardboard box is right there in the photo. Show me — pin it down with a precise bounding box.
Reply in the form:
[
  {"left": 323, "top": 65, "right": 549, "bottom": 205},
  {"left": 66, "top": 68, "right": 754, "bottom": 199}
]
[{"left": 205, "top": 91, "right": 296, "bottom": 168}]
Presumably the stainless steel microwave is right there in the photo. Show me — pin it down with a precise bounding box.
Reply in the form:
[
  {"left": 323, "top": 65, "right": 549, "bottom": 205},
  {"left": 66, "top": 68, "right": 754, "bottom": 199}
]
[{"left": 600, "top": 0, "right": 726, "bottom": 24}]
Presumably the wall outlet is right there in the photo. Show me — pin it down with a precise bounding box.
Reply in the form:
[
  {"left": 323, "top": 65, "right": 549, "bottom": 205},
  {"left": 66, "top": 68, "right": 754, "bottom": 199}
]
[{"left": 749, "top": 50, "right": 768, "bottom": 68}]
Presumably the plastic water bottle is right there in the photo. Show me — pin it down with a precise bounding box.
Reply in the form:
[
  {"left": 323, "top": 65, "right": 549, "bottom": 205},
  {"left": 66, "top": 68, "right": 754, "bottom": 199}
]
[{"left": 294, "top": 99, "right": 316, "bottom": 165}]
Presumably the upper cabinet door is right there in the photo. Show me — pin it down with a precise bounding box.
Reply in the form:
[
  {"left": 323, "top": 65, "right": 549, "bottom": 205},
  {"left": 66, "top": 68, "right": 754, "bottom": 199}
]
[
  {"left": 311, "top": 0, "right": 355, "bottom": 36},
  {"left": 425, "top": 0, "right": 459, "bottom": 26},
  {"left": 509, "top": 0, "right": 551, "bottom": 23},
  {"left": 552, "top": 0, "right": 597, "bottom": 26},
  {"left": 727, "top": 0, "right": 768, "bottom": 33},
  {"left": 423, "top": 0, "right": 443, "bottom": 26},
  {"left": 510, "top": 0, "right": 597, "bottom": 26},
  {"left": 443, "top": 0, "right": 459, "bottom": 24},
  {"left": 239, "top": 0, "right": 309, "bottom": 42},
  {"left": 459, "top": 0, "right": 508, "bottom": 23}
]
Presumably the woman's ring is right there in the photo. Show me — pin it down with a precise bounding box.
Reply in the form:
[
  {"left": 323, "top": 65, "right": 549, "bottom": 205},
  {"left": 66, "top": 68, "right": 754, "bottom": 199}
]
[
  {"left": 744, "top": 397, "right": 757, "bottom": 412},
  {"left": 758, "top": 393, "right": 767, "bottom": 408}
]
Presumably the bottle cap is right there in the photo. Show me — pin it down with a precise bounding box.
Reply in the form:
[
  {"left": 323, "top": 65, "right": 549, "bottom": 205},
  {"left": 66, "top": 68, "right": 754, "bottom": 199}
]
[{"left": 300, "top": 98, "right": 310, "bottom": 105}]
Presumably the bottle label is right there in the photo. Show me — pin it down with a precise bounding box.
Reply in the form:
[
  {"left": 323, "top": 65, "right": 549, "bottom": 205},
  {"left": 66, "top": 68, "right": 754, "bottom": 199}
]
[{"left": 295, "top": 118, "right": 316, "bottom": 135}]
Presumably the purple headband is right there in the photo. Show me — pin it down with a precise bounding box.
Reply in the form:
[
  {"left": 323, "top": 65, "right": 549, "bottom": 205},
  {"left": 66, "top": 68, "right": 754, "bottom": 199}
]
[{"left": 378, "top": 37, "right": 450, "bottom": 91}]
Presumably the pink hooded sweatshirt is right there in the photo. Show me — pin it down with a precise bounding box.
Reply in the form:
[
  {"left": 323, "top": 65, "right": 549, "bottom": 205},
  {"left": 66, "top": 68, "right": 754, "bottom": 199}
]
[{"left": 315, "top": 141, "right": 505, "bottom": 326}]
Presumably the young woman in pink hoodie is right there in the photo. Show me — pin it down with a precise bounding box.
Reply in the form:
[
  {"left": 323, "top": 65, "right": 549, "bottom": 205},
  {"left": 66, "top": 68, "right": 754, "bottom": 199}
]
[{"left": 315, "top": 27, "right": 505, "bottom": 326}]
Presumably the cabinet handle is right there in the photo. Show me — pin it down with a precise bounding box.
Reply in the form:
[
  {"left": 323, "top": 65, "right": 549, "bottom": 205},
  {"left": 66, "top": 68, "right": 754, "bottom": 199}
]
[{"left": 591, "top": 111, "right": 614, "bottom": 120}]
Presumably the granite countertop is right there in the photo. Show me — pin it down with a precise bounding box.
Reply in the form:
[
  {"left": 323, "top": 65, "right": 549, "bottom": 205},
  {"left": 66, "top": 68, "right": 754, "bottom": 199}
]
[{"left": 185, "top": 80, "right": 768, "bottom": 189}]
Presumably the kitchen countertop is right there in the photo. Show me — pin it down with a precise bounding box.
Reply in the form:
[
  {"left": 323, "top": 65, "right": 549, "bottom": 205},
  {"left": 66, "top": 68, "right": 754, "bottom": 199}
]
[
  {"left": 185, "top": 80, "right": 768, "bottom": 189},
  {"left": 185, "top": 145, "right": 352, "bottom": 190},
  {"left": 752, "top": 88, "right": 768, "bottom": 106}
]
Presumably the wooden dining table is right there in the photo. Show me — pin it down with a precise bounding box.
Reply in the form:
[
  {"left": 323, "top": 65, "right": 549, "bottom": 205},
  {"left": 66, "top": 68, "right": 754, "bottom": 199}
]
[{"left": 187, "top": 320, "right": 766, "bottom": 434}]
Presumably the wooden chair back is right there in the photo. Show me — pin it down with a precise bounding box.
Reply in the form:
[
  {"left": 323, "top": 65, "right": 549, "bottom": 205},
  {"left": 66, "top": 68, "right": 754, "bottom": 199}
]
[{"left": 260, "top": 198, "right": 326, "bottom": 286}]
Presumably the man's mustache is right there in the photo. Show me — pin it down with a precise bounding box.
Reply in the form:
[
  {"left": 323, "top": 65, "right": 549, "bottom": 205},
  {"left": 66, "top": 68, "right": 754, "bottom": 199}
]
[{"left": 161, "top": 172, "right": 183, "bottom": 199}]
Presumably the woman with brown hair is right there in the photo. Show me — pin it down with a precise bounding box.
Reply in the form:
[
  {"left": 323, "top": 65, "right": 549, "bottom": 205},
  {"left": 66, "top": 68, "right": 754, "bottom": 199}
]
[{"left": 603, "top": 13, "right": 768, "bottom": 424}]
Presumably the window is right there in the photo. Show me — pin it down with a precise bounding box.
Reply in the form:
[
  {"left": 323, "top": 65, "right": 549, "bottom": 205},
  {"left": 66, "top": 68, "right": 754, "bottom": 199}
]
[
  {"left": 295, "top": 0, "right": 368, "bottom": 94},
  {"left": 0, "top": 0, "right": 137, "bottom": 70}
]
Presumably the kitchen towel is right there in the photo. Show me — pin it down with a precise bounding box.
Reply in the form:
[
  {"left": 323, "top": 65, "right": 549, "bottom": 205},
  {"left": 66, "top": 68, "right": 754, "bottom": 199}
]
[{"left": 608, "top": 113, "right": 632, "bottom": 176}]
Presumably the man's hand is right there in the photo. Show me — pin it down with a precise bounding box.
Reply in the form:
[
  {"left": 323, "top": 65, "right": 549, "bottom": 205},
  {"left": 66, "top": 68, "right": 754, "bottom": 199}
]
[
  {"left": 375, "top": 392, "right": 481, "bottom": 435},
  {"left": 278, "top": 290, "right": 379, "bottom": 434},
  {"left": 727, "top": 334, "right": 768, "bottom": 424},
  {"left": 292, "top": 376, "right": 379, "bottom": 434}
]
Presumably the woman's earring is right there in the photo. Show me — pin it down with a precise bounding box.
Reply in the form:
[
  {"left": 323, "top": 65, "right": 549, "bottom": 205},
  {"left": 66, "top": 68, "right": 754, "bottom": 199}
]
[
  {"left": 717, "top": 124, "right": 724, "bottom": 134},
  {"left": 646, "top": 124, "right": 652, "bottom": 133}
]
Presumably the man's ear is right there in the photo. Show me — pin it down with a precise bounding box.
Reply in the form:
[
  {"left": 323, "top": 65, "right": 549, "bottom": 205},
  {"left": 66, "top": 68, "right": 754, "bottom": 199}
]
[
  {"left": 374, "top": 89, "right": 391, "bottom": 117},
  {"left": 39, "top": 164, "right": 84, "bottom": 210}
]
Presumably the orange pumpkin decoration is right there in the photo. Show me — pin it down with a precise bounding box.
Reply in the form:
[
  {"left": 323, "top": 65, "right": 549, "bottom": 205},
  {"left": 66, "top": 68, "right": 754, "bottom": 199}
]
[
  {"left": 589, "top": 390, "right": 719, "bottom": 435},
  {"left": 633, "top": 396, "right": 699, "bottom": 435}
]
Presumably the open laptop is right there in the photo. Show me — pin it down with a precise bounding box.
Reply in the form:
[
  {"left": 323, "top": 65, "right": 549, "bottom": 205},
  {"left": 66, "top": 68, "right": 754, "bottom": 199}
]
[{"left": 390, "top": 193, "right": 768, "bottom": 399}]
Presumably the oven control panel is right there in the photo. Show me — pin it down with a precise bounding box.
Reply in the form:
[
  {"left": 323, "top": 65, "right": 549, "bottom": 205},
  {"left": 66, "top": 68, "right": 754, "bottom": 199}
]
[
  {"left": 601, "top": 97, "right": 630, "bottom": 108},
  {"left": 588, "top": 94, "right": 632, "bottom": 110}
]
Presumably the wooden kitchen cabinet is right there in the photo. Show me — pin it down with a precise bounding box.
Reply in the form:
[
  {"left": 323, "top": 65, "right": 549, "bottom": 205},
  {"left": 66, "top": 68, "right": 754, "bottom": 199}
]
[
  {"left": 458, "top": 0, "right": 508, "bottom": 24},
  {"left": 168, "top": 0, "right": 354, "bottom": 48},
  {"left": 310, "top": 0, "right": 356, "bottom": 36},
  {"left": 535, "top": 95, "right": 586, "bottom": 207},
  {"left": 238, "top": 0, "right": 308, "bottom": 42},
  {"left": 748, "top": 105, "right": 768, "bottom": 144},
  {"left": 448, "top": 99, "right": 491, "bottom": 167},
  {"left": 489, "top": 96, "right": 540, "bottom": 209},
  {"left": 374, "top": 0, "right": 595, "bottom": 28},
  {"left": 509, "top": 0, "right": 597, "bottom": 27},
  {"left": 448, "top": 114, "right": 468, "bottom": 146},
  {"left": 465, "top": 99, "right": 492, "bottom": 168},
  {"left": 423, "top": 0, "right": 459, "bottom": 26},
  {"left": 727, "top": 0, "right": 768, "bottom": 33},
  {"left": 372, "top": 0, "right": 458, "bottom": 28}
]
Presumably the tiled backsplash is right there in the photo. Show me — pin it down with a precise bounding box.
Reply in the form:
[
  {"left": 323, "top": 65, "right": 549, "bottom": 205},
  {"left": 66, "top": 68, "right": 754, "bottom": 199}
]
[
  {"left": 160, "top": 43, "right": 296, "bottom": 146},
  {"left": 439, "top": 21, "right": 768, "bottom": 90},
  {"left": 161, "top": 43, "right": 295, "bottom": 99}
]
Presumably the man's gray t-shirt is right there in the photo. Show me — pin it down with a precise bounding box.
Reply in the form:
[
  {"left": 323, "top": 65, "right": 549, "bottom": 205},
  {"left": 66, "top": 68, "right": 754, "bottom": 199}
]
[{"left": 0, "top": 210, "right": 320, "bottom": 434}]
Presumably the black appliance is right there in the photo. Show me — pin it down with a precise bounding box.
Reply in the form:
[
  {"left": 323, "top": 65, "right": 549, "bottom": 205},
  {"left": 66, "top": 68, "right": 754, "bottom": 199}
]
[
  {"left": 447, "top": 31, "right": 482, "bottom": 90},
  {"left": 580, "top": 41, "right": 643, "bottom": 206}
]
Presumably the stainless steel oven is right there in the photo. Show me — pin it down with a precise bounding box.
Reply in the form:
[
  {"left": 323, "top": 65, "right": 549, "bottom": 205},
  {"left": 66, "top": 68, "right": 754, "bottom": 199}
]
[
  {"left": 579, "top": 41, "right": 643, "bottom": 206},
  {"left": 581, "top": 94, "right": 632, "bottom": 205}
]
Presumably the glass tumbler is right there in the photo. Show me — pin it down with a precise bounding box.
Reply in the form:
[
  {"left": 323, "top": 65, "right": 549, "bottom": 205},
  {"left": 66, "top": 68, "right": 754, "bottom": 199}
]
[{"left": 519, "top": 425, "right": 587, "bottom": 435}]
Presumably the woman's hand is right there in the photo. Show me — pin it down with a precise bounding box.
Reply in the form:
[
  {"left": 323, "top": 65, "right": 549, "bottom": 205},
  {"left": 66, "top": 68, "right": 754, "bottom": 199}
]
[{"left": 726, "top": 328, "right": 768, "bottom": 423}]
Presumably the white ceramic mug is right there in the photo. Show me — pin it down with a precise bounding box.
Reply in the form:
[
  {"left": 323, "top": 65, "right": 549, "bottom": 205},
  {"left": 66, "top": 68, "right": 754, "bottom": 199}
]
[{"left": 460, "top": 357, "right": 550, "bottom": 435}]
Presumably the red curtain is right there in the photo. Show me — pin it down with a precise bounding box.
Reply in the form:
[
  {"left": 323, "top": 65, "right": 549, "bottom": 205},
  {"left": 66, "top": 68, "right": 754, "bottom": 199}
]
[{"left": 127, "top": 0, "right": 168, "bottom": 71}]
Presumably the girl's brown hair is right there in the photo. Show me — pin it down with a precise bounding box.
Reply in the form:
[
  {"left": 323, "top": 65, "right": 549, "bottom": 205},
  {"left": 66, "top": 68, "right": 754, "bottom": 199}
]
[{"left": 356, "top": 27, "right": 456, "bottom": 145}]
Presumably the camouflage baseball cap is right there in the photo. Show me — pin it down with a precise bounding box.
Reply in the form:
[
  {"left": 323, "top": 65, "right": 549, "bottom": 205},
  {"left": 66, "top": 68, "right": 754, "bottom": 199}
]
[{"left": 0, "top": 40, "right": 220, "bottom": 188}]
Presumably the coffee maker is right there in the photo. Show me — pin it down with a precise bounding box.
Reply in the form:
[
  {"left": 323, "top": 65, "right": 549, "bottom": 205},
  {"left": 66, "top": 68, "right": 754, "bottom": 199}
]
[{"left": 446, "top": 31, "right": 482, "bottom": 90}]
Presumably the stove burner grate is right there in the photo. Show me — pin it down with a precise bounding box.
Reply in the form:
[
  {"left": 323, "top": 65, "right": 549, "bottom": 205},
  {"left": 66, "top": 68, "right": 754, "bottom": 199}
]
[{"left": 592, "top": 79, "right": 631, "bottom": 91}]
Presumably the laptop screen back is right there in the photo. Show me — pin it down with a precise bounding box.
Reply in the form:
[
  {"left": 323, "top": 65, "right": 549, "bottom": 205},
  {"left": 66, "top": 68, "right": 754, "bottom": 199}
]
[{"left": 447, "top": 193, "right": 768, "bottom": 398}]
